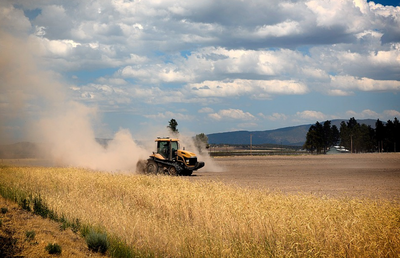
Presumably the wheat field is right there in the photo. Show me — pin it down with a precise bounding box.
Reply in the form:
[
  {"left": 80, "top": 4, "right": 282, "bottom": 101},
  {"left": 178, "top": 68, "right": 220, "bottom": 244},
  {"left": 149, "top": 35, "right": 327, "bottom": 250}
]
[{"left": 0, "top": 165, "right": 399, "bottom": 257}]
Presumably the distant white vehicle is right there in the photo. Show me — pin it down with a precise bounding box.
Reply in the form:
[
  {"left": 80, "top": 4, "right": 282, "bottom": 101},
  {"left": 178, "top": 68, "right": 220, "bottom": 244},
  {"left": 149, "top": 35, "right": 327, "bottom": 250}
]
[{"left": 334, "top": 146, "right": 349, "bottom": 152}]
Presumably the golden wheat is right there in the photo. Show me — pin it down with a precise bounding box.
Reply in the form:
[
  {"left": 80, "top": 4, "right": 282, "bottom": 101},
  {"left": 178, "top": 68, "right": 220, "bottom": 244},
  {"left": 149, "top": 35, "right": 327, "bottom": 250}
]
[{"left": 0, "top": 165, "right": 399, "bottom": 257}]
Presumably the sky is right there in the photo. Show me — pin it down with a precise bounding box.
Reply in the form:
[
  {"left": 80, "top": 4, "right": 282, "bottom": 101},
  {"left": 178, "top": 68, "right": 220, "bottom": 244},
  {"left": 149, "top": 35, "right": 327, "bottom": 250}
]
[{"left": 1, "top": 0, "right": 400, "bottom": 143}]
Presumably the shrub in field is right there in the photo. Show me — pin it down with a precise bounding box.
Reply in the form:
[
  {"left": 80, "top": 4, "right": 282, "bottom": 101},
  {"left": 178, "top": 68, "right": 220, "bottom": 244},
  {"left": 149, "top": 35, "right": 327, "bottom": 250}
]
[
  {"left": 45, "top": 243, "right": 62, "bottom": 254},
  {"left": 1, "top": 207, "right": 8, "bottom": 214},
  {"left": 21, "top": 198, "right": 31, "bottom": 212},
  {"left": 85, "top": 229, "right": 109, "bottom": 254},
  {"left": 108, "top": 236, "right": 150, "bottom": 258},
  {"left": 59, "top": 216, "right": 80, "bottom": 233},
  {"left": 0, "top": 218, "right": 2, "bottom": 227},
  {"left": 60, "top": 221, "right": 68, "bottom": 231},
  {"left": 70, "top": 218, "right": 80, "bottom": 233},
  {"left": 33, "top": 195, "right": 50, "bottom": 218},
  {"left": 25, "top": 230, "right": 36, "bottom": 241}
]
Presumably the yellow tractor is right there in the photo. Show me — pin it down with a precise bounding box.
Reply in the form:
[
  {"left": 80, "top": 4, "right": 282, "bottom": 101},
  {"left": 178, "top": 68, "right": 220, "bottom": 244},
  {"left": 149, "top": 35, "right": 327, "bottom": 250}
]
[{"left": 146, "top": 137, "right": 205, "bottom": 176}]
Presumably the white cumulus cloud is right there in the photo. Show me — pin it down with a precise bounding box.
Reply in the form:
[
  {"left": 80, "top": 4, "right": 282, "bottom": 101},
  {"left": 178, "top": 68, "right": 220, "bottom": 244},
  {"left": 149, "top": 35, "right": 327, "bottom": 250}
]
[{"left": 209, "top": 109, "right": 256, "bottom": 121}]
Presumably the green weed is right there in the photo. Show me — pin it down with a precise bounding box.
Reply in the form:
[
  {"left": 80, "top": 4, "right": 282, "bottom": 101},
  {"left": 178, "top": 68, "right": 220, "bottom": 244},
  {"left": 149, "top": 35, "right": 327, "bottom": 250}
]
[
  {"left": 85, "top": 229, "right": 109, "bottom": 254},
  {"left": 45, "top": 243, "right": 62, "bottom": 254},
  {"left": 25, "top": 230, "right": 36, "bottom": 241},
  {"left": 1, "top": 207, "right": 7, "bottom": 214}
]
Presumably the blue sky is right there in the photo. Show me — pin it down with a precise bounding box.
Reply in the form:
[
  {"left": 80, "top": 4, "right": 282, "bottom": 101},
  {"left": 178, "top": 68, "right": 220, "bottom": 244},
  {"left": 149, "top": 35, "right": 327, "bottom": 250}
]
[{"left": 1, "top": 0, "right": 400, "bottom": 143}]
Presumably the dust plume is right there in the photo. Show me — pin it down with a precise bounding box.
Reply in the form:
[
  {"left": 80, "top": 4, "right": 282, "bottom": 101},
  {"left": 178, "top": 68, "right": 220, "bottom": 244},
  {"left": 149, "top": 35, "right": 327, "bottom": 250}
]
[
  {"left": 0, "top": 24, "right": 216, "bottom": 173},
  {"left": 174, "top": 134, "right": 223, "bottom": 173},
  {"left": 0, "top": 27, "right": 148, "bottom": 172}
]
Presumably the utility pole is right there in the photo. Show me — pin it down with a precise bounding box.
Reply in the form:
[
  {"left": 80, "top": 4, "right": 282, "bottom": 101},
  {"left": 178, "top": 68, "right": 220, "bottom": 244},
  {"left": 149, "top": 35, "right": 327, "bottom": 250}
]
[{"left": 351, "top": 135, "right": 353, "bottom": 153}]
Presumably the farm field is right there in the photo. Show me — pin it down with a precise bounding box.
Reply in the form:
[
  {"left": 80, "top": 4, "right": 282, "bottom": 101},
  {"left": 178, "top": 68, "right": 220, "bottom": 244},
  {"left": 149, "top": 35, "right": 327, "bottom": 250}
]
[
  {"left": 0, "top": 153, "right": 400, "bottom": 257},
  {"left": 195, "top": 153, "right": 400, "bottom": 200}
]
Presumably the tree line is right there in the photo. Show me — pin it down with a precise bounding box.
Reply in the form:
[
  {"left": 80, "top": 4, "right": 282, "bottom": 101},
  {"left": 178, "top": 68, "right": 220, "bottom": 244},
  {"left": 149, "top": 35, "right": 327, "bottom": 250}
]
[{"left": 303, "top": 117, "right": 400, "bottom": 154}]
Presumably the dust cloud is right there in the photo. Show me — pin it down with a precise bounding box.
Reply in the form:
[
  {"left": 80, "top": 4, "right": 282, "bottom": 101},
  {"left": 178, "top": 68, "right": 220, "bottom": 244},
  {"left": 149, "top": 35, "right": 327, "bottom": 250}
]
[
  {"left": 0, "top": 27, "right": 148, "bottom": 172},
  {"left": 32, "top": 101, "right": 149, "bottom": 172},
  {"left": 178, "top": 135, "right": 223, "bottom": 173},
  {"left": 0, "top": 26, "right": 218, "bottom": 173}
]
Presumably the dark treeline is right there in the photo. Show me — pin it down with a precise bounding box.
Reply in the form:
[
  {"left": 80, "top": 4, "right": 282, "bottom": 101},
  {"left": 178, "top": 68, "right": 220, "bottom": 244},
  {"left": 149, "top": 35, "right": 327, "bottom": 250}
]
[{"left": 303, "top": 117, "right": 400, "bottom": 154}]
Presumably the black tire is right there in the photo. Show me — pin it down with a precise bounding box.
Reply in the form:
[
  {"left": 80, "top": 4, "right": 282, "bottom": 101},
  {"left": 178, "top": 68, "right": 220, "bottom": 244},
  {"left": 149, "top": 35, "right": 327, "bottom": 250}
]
[
  {"left": 168, "top": 166, "right": 178, "bottom": 176},
  {"left": 181, "top": 170, "right": 193, "bottom": 176},
  {"left": 146, "top": 160, "right": 158, "bottom": 174}
]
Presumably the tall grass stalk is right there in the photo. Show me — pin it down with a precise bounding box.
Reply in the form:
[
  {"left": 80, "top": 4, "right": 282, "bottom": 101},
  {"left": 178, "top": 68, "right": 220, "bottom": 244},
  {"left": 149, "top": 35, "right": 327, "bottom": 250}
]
[{"left": 0, "top": 166, "right": 399, "bottom": 257}]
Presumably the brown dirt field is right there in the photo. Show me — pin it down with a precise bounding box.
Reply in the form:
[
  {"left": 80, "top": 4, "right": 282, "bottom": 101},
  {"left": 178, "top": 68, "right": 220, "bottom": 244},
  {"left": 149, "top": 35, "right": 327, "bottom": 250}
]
[
  {"left": 194, "top": 153, "right": 400, "bottom": 200},
  {"left": 0, "top": 197, "right": 108, "bottom": 258}
]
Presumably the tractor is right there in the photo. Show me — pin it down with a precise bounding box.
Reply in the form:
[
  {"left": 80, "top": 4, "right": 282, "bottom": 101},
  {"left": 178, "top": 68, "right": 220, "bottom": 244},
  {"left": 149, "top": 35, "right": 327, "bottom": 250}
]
[{"left": 145, "top": 137, "right": 205, "bottom": 176}]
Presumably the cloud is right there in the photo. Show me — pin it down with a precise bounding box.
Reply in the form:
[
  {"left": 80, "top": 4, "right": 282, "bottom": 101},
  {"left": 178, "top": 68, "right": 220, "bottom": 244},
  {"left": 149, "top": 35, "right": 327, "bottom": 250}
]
[
  {"left": 296, "top": 110, "right": 327, "bottom": 121},
  {"left": 144, "top": 111, "right": 192, "bottom": 121},
  {"left": 330, "top": 76, "right": 400, "bottom": 92},
  {"left": 120, "top": 64, "right": 194, "bottom": 83},
  {"left": 346, "top": 109, "right": 379, "bottom": 118},
  {"left": 259, "top": 113, "right": 288, "bottom": 121},
  {"left": 189, "top": 79, "right": 308, "bottom": 98},
  {"left": 209, "top": 109, "right": 256, "bottom": 121},
  {"left": 346, "top": 109, "right": 400, "bottom": 120},
  {"left": 1, "top": 0, "right": 399, "bottom": 135},
  {"left": 383, "top": 110, "right": 400, "bottom": 118},
  {"left": 198, "top": 107, "right": 214, "bottom": 113}
]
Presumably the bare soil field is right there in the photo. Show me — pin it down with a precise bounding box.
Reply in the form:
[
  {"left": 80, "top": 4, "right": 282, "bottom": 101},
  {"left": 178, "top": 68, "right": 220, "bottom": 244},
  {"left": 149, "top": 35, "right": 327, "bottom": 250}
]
[{"left": 194, "top": 153, "right": 400, "bottom": 200}]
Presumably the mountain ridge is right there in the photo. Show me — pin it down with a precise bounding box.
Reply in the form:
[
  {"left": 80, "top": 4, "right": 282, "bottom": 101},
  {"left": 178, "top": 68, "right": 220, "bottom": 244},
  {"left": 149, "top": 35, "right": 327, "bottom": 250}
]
[{"left": 207, "top": 119, "right": 377, "bottom": 146}]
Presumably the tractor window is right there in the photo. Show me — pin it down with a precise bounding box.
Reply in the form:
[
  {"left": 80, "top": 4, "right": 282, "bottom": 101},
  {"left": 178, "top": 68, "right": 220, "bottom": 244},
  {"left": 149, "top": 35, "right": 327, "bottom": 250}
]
[
  {"left": 171, "top": 141, "right": 178, "bottom": 152},
  {"left": 157, "top": 141, "right": 169, "bottom": 158},
  {"left": 171, "top": 141, "right": 179, "bottom": 158}
]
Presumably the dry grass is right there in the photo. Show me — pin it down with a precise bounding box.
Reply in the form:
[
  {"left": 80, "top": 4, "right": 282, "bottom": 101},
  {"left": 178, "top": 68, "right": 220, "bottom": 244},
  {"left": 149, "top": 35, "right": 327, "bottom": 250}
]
[{"left": 0, "top": 165, "right": 399, "bottom": 257}]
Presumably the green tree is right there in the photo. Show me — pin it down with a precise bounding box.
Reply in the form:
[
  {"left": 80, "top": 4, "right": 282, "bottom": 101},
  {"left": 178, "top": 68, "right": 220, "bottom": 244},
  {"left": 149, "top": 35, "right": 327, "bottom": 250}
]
[
  {"left": 304, "top": 120, "right": 342, "bottom": 154},
  {"left": 193, "top": 133, "right": 209, "bottom": 153},
  {"left": 339, "top": 121, "right": 349, "bottom": 149},
  {"left": 385, "top": 118, "right": 400, "bottom": 152},
  {"left": 340, "top": 117, "right": 376, "bottom": 153},
  {"left": 331, "top": 125, "right": 340, "bottom": 146},
  {"left": 340, "top": 117, "right": 360, "bottom": 153},
  {"left": 394, "top": 118, "right": 400, "bottom": 152},
  {"left": 358, "top": 124, "right": 375, "bottom": 152},
  {"left": 375, "top": 119, "right": 385, "bottom": 152},
  {"left": 322, "top": 120, "right": 332, "bottom": 154},
  {"left": 303, "top": 122, "right": 323, "bottom": 154},
  {"left": 167, "top": 119, "right": 179, "bottom": 135}
]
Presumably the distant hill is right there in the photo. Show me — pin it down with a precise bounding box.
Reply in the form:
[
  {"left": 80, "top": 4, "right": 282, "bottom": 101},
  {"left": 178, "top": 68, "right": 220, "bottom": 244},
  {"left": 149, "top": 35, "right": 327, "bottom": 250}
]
[
  {"left": 207, "top": 119, "right": 378, "bottom": 146},
  {"left": 0, "top": 142, "right": 47, "bottom": 159},
  {"left": 0, "top": 139, "right": 111, "bottom": 159}
]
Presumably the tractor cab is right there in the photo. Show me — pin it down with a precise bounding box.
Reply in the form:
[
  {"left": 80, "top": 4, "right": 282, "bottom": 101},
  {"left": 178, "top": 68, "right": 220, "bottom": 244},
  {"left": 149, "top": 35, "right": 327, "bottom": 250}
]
[{"left": 156, "top": 137, "right": 179, "bottom": 160}]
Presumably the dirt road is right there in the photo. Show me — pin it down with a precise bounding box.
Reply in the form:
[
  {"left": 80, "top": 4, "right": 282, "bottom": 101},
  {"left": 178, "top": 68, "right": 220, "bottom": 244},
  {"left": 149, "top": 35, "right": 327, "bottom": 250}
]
[{"left": 193, "top": 153, "right": 400, "bottom": 200}]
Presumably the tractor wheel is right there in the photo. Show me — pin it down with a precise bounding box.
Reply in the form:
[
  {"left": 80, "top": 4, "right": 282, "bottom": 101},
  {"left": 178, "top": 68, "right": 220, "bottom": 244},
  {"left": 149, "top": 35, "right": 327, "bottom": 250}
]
[
  {"left": 146, "top": 160, "right": 158, "bottom": 174},
  {"left": 168, "top": 166, "right": 178, "bottom": 176}
]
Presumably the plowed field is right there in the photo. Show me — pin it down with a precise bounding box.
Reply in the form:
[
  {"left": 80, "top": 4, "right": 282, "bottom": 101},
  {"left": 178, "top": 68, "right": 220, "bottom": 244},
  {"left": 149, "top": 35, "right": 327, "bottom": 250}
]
[{"left": 194, "top": 153, "right": 400, "bottom": 200}]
